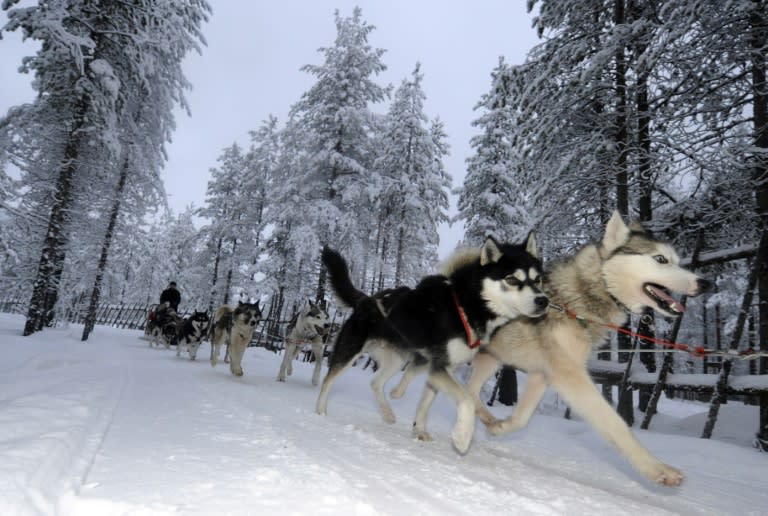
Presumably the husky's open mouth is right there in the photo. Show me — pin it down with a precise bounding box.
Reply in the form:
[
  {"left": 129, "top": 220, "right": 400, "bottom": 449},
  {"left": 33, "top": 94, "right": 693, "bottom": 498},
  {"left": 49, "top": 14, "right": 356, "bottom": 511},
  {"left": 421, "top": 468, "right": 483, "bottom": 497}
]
[
  {"left": 643, "top": 283, "right": 685, "bottom": 314},
  {"left": 315, "top": 324, "right": 328, "bottom": 335}
]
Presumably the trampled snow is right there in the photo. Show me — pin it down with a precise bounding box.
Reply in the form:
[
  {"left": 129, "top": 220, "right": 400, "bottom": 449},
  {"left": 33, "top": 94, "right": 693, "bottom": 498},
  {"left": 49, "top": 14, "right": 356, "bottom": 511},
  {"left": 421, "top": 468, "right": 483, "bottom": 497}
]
[{"left": 0, "top": 313, "right": 765, "bottom": 515}]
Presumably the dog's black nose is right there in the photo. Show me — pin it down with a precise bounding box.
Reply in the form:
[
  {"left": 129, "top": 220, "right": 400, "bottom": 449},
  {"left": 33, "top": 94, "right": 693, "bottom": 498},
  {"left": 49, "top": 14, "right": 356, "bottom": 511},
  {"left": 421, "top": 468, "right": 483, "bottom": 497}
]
[
  {"left": 534, "top": 296, "right": 549, "bottom": 310},
  {"left": 697, "top": 278, "right": 716, "bottom": 294}
]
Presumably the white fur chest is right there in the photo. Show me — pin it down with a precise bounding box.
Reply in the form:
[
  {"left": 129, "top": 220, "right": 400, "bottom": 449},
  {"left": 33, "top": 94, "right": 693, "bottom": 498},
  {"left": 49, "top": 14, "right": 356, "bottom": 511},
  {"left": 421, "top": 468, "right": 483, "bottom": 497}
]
[{"left": 446, "top": 337, "right": 479, "bottom": 366}]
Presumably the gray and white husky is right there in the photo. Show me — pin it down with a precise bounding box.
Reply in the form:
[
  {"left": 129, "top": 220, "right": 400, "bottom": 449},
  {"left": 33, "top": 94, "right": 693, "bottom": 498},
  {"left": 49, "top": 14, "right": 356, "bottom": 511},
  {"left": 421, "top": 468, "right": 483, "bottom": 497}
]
[
  {"left": 276, "top": 301, "right": 330, "bottom": 386},
  {"left": 316, "top": 235, "right": 549, "bottom": 454},
  {"left": 209, "top": 301, "right": 262, "bottom": 377},
  {"left": 464, "top": 211, "right": 714, "bottom": 486}
]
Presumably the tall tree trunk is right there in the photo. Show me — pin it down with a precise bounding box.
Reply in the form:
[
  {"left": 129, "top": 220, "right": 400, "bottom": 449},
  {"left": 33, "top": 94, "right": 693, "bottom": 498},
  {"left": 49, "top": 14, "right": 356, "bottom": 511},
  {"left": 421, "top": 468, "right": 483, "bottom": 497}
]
[
  {"left": 612, "top": 0, "right": 634, "bottom": 425},
  {"left": 635, "top": 28, "right": 657, "bottom": 413},
  {"left": 223, "top": 238, "right": 238, "bottom": 305},
  {"left": 749, "top": 0, "right": 768, "bottom": 448},
  {"left": 81, "top": 155, "right": 130, "bottom": 341},
  {"left": 207, "top": 237, "right": 224, "bottom": 313},
  {"left": 23, "top": 97, "right": 89, "bottom": 336},
  {"left": 394, "top": 205, "right": 406, "bottom": 286}
]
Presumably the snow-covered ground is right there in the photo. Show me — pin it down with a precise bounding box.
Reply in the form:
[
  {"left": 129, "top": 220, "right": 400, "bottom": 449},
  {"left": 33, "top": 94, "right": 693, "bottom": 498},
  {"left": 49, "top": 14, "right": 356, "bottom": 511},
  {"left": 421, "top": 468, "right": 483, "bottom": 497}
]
[{"left": 1, "top": 312, "right": 765, "bottom": 516}]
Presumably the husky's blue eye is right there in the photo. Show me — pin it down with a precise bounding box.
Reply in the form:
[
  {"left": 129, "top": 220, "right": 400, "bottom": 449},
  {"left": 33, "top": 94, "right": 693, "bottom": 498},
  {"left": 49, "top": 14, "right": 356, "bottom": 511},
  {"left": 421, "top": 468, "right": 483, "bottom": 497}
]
[{"left": 653, "top": 255, "right": 668, "bottom": 264}]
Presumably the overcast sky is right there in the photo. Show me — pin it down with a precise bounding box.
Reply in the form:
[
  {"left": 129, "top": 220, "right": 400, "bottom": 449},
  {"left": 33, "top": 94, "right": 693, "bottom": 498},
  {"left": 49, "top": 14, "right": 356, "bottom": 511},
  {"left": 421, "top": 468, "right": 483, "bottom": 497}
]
[{"left": 1, "top": 1, "right": 541, "bottom": 255}]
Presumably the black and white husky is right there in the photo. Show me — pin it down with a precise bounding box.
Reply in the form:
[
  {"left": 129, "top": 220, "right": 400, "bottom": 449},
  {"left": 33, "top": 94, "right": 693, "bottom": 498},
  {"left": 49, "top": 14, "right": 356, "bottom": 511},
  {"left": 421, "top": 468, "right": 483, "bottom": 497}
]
[
  {"left": 316, "top": 235, "right": 549, "bottom": 453},
  {"left": 209, "top": 301, "right": 262, "bottom": 377},
  {"left": 276, "top": 301, "right": 331, "bottom": 386},
  {"left": 176, "top": 310, "right": 210, "bottom": 360}
]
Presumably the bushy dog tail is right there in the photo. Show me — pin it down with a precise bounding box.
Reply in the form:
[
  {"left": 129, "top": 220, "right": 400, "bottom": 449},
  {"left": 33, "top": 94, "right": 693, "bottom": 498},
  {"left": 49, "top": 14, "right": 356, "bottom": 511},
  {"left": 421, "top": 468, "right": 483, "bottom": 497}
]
[{"left": 322, "top": 246, "right": 365, "bottom": 308}]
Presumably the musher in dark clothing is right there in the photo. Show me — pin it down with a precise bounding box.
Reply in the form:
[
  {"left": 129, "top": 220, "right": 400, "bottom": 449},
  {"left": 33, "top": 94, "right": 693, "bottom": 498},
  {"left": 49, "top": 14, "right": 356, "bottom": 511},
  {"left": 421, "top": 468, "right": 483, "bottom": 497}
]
[{"left": 160, "top": 281, "right": 181, "bottom": 312}]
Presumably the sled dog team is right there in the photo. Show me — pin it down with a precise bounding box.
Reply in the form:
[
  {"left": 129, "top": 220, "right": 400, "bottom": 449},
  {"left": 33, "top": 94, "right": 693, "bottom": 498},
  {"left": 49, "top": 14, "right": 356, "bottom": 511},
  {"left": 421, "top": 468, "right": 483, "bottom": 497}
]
[{"left": 149, "top": 211, "right": 715, "bottom": 487}]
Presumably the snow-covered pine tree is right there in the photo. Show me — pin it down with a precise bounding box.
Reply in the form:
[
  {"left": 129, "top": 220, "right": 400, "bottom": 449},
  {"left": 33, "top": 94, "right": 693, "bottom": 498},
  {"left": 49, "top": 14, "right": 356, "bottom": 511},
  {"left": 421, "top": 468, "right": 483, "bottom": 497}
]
[
  {"left": 1, "top": 0, "right": 210, "bottom": 336},
  {"left": 198, "top": 143, "right": 251, "bottom": 311},
  {"left": 288, "top": 7, "right": 390, "bottom": 300},
  {"left": 370, "top": 64, "right": 449, "bottom": 287},
  {"left": 457, "top": 57, "right": 529, "bottom": 246}
]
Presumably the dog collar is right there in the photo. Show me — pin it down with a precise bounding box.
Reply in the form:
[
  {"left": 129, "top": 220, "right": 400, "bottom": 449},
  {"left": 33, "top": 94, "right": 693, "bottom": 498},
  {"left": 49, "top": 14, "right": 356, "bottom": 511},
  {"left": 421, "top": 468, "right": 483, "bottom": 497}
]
[{"left": 451, "top": 289, "right": 481, "bottom": 349}]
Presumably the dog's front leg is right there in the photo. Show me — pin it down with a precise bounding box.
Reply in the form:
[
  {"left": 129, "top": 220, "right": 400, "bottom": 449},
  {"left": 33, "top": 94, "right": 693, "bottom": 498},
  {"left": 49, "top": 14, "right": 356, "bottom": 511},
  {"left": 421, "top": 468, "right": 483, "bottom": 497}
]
[
  {"left": 487, "top": 372, "right": 547, "bottom": 435},
  {"left": 424, "top": 370, "right": 476, "bottom": 454},
  {"left": 369, "top": 350, "right": 405, "bottom": 424},
  {"left": 210, "top": 339, "right": 218, "bottom": 367},
  {"left": 228, "top": 341, "right": 244, "bottom": 376},
  {"left": 465, "top": 351, "right": 502, "bottom": 426},
  {"left": 189, "top": 341, "right": 199, "bottom": 360},
  {"left": 389, "top": 359, "right": 426, "bottom": 399},
  {"left": 549, "top": 367, "right": 683, "bottom": 486}
]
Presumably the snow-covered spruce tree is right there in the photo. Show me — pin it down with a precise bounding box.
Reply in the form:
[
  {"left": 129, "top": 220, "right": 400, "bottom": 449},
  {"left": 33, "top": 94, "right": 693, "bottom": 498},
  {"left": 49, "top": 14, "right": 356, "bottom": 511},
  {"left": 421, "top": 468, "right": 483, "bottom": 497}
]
[
  {"left": 288, "top": 7, "right": 390, "bottom": 301},
  {"left": 370, "top": 64, "right": 450, "bottom": 287},
  {"left": 0, "top": 153, "right": 26, "bottom": 298},
  {"left": 255, "top": 116, "right": 321, "bottom": 322},
  {"left": 1, "top": 0, "right": 210, "bottom": 336},
  {"left": 80, "top": 0, "right": 210, "bottom": 339},
  {"left": 198, "top": 143, "right": 262, "bottom": 310},
  {"left": 457, "top": 57, "right": 531, "bottom": 246}
]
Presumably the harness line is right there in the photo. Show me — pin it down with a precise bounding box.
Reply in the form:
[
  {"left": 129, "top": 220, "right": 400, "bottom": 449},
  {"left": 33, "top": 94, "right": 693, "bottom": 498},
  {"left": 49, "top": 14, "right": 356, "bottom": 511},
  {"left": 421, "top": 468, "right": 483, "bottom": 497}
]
[{"left": 548, "top": 303, "right": 768, "bottom": 362}]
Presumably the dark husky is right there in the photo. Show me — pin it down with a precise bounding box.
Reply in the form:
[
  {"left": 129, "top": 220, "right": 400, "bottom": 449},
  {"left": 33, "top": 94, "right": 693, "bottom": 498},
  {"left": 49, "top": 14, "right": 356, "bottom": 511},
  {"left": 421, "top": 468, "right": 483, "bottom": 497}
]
[
  {"left": 465, "top": 211, "right": 714, "bottom": 485},
  {"left": 176, "top": 310, "right": 210, "bottom": 360},
  {"left": 316, "top": 235, "right": 548, "bottom": 453},
  {"left": 145, "top": 302, "right": 180, "bottom": 348}
]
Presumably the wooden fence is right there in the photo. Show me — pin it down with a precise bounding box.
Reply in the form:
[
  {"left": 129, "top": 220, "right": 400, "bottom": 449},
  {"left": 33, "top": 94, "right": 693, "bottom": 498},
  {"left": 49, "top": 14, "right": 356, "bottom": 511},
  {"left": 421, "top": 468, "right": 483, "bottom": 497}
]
[{"left": 0, "top": 296, "right": 301, "bottom": 352}]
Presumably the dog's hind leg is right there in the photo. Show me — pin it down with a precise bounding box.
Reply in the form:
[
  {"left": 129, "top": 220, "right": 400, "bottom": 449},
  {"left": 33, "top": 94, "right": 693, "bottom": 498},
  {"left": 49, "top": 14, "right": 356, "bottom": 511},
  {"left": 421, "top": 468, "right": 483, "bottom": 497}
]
[
  {"left": 368, "top": 347, "right": 405, "bottom": 424},
  {"left": 210, "top": 333, "right": 223, "bottom": 367},
  {"left": 389, "top": 355, "right": 428, "bottom": 399},
  {"left": 465, "top": 351, "right": 502, "bottom": 426},
  {"left": 315, "top": 322, "right": 367, "bottom": 416},
  {"left": 487, "top": 372, "right": 547, "bottom": 435},
  {"left": 548, "top": 367, "right": 683, "bottom": 486},
  {"left": 316, "top": 355, "right": 360, "bottom": 415}
]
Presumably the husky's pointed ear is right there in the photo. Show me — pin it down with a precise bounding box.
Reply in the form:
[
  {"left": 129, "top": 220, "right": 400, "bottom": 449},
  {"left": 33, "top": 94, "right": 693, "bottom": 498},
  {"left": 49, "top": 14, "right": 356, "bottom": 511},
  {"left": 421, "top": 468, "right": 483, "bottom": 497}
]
[
  {"left": 603, "top": 210, "right": 630, "bottom": 254},
  {"left": 480, "top": 236, "right": 503, "bottom": 266},
  {"left": 524, "top": 231, "right": 538, "bottom": 259}
]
